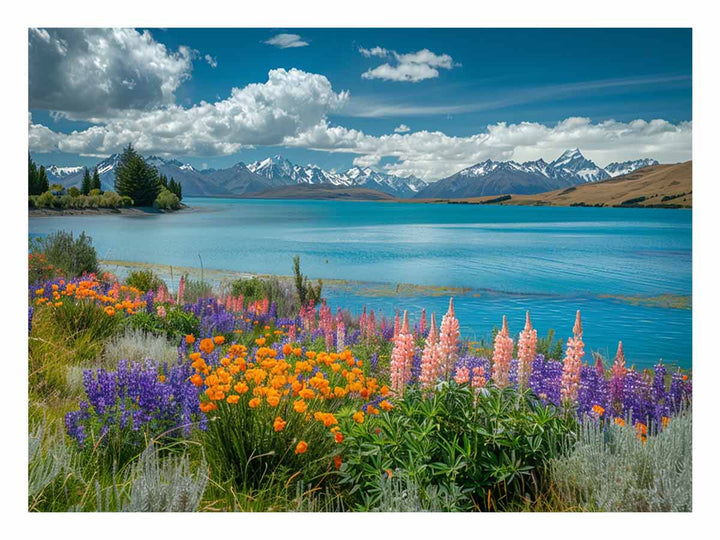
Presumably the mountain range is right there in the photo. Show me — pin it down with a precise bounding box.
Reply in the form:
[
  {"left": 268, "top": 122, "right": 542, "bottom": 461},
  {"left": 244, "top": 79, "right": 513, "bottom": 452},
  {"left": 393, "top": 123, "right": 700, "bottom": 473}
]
[{"left": 44, "top": 149, "right": 659, "bottom": 199}]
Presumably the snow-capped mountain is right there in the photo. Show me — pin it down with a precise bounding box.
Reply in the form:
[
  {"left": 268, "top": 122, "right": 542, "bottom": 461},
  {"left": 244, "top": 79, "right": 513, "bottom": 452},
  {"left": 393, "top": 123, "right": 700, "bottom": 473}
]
[
  {"left": 415, "top": 149, "right": 657, "bottom": 199},
  {"left": 46, "top": 165, "right": 84, "bottom": 181},
  {"left": 247, "top": 155, "right": 427, "bottom": 197},
  {"left": 38, "top": 149, "right": 657, "bottom": 200},
  {"left": 604, "top": 158, "right": 659, "bottom": 178},
  {"left": 549, "top": 148, "right": 610, "bottom": 183}
]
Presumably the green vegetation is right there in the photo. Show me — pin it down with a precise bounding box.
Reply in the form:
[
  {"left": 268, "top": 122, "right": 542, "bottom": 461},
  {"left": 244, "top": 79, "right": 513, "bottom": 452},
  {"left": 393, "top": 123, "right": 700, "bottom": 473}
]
[
  {"left": 125, "top": 269, "right": 166, "bottom": 293},
  {"left": 293, "top": 255, "right": 323, "bottom": 306},
  {"left": 114, "top": 144, "right": 161, "bottom": 206},
  {"left": 30, "top": 230, "right": 99, "bottom": 279}
]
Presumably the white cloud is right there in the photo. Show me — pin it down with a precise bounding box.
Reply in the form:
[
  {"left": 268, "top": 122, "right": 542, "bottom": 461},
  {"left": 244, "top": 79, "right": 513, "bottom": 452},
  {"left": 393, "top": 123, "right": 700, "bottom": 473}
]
[
  {"left": 204, "top": 54, "right": 218, "bottom": 68},
  {"left": 29, "top": 28, "right": 193, "bottom": 119},
  {"left": 361, "top": 47, "right": 457, "bottom": 82},
  {"left": 28, "top": 66, "right": 692, "bottom": 181},
  {"left": 394, "top": 124, "right": 411, "bottom": 133},
  {"left": 264, "top": 33, "right": 308, "bottom": 48},
  {"left": 283, "top": 117, "right": 692, "bottom": 180},
  {"left": 29, "top": 68, "right": 348, "bottom": 157}
]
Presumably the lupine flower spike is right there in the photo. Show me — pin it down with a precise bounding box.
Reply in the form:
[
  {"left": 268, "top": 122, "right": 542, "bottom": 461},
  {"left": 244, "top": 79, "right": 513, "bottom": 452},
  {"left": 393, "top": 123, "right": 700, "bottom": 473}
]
[
  {"left": 390, "top": 310, "right": 414, "bottom": 396},
  {"left": 517, "top": 311, "right": 537, "bottom": 388},
  {"left": 419, "top": 313, "right": 441, "bottom": 389},
  {"left": 491, "top": 315, "right": 514, "bottom": 388},
  {"left": 438, "top": 298, "right": 460, "bottom": 379},
  {"left": 561, "top": 310, "right": 585, "bottom": 404}
]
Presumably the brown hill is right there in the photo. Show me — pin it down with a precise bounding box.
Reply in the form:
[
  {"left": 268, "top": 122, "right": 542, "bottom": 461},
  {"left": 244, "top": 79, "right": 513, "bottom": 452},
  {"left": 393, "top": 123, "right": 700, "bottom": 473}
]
[
  {"left": 240, "top": 184, "right": 398, "bottom": 201},
  {"left": 416, "top": 161, "right": 692, "bottom": 208}
]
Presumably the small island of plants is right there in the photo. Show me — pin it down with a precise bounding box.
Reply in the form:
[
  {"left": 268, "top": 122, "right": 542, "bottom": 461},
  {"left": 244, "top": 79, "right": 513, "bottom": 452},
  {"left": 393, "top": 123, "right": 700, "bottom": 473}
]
[{"left": 29, "top": 144, "right": 184, "bottom": 213}]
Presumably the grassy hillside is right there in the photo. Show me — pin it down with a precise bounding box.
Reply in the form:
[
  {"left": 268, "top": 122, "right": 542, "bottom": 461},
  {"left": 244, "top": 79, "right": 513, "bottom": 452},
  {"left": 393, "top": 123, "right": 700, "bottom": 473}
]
[{"left": 416, "top": 161, "right": 692, "bottom": 208}]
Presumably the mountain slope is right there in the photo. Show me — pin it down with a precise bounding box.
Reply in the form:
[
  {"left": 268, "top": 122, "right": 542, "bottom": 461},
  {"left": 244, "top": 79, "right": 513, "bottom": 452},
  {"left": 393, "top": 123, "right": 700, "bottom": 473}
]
[
  {"left": 440, "top": 161, "right": 691, "bottom": 208},
  {"left": 415, "top": 149, "right": 657, "bottom": 198}
]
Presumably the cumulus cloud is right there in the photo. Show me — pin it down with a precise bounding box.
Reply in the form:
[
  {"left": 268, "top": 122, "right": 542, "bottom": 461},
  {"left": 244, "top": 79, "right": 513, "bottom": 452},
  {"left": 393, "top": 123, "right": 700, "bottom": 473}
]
[
  {"left": 29, "top": 28, "right": 193, "bottom": 119},
  {"left": 27, "top": 65, "right": 691, "bottom": 180},
  {"left": 204, "top": 54, "right": 218, "bottom": 68},
  {"left": 264, "top": 33, "right": 308, "bottom": 48},
  {"left": 282, "top": 117, "right": 692, "bottom": 179},
  {"left": 360, "top": 47, "right": 457, "bottom": 82},
  {"left": 29, "top": 68, "right": 348, "bottom": 157}
]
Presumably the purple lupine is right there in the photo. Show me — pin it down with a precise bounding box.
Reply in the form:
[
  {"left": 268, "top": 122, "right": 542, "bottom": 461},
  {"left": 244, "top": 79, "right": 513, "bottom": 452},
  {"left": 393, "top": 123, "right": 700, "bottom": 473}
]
[
  {"left": 144, "top": 290, "right": 155, "bottom": 314},
  {"left": 65, "top": 359, "right": 204, "bottom": 448},
  {"left": 28, "top": 306, "right": 34, "bottom": 334}
]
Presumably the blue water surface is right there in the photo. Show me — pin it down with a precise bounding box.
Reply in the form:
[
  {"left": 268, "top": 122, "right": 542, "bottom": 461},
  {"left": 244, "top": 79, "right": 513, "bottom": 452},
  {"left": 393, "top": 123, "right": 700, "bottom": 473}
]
[{"left": 29, "top": 198, "right": 692, "bottom": 369}]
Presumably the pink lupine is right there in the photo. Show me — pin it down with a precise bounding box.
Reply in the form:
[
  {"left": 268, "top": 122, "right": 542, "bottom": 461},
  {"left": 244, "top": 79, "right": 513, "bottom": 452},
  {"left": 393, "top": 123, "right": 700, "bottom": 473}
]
[
  {"left": 156, "top": 305, "right": 166, "bottom": 318},
  {"left": 359, "top": 306, "right": 367, "bottom": 338},
  {"left": 454, "top": 366, "right": 470, "bottom": 385},
  {"left": 471, "top": 367, "right": 486, "bottom": 389},
  {"left": 156, "top": 285, "right": 167, "bottom": 304},
  {"left": 517, "top": 311, "right": 537, "bottom": 388},
  {"left": 288, "top": 324, "right": 296, "bottom": 341},
  {"left": 610, "top": 341, "right": 627, "bottom": 402},
  {"left": 368, "top": 310, "right": 376, "bottom": 341},
  {"left": 594, "top": 354, "right": 605, "bottom": 378},
  {"left": 491, "top": 315, "right": 514, "bottom": 388},
  {"left": 438, "top": 298, "right": 460, "bottom": 378},
  {"left": 225, "top": 295, "right": 233, "bottom": 311},
  {"left": 336, "top": 308, "right": 346, "bottom": 351},
  {"left": 390, "top": 310, "right": 415, "bottom": 396},
  {"left": 419, "top": 309, "right": 427, "bottom": 336},
  {"left": 176, "top": 275, "right": 185, "bottom": 305},
  {"left": 419, "top": 313, "right": 441, "bottom": 389},
  {"left": 393, "top": 309, "right": 400, "bottom": 340},
  {"left": 561, "top": 311, "right": 585, "bottom": 404}
]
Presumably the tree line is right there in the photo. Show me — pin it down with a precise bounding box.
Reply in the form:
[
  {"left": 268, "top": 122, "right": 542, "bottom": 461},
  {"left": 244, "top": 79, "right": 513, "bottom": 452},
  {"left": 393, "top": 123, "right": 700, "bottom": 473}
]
[{"left": 29, "top": 144, "right": 183, "bottom": 211}]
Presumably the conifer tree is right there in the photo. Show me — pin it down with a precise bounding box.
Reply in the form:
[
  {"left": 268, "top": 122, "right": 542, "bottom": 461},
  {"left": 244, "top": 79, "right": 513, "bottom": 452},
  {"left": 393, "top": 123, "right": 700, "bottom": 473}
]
[
  {"left": 28, "top": 154, "right": 39, "bottom": 195},
  {"left": 113, "top": 144, "right": 160, "bottom": 206},
  {"left": 37, "top": 165, "right": 49, "bottom": 193},
  {"left": 81, "top": 167, "right": 92, "bottom": 195},
  {"left": 91, "top": 167, "right": 102, "bottom": 192}
]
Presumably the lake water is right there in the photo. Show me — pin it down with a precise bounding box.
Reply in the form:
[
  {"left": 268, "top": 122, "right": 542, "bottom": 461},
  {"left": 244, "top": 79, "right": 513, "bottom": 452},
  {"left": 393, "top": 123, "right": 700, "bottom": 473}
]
[{"left": 29, "top": 198, "right": 692, "bottom": 369}]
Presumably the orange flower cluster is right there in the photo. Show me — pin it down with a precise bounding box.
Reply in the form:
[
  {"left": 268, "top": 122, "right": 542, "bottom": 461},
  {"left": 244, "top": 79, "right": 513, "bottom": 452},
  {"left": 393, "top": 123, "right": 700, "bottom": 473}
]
[
  {"left": 190, "top": 337, "right": 384, "bottom": 442},
  {"left": 33, "top": 278, "right": 145, "bottom": 315}
]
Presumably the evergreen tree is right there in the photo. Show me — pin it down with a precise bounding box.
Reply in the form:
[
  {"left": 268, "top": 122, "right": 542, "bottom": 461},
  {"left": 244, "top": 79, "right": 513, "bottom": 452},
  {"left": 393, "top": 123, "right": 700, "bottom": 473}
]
[
  {"left": 113, "top": 144, "right": 160, "bottom": 206},
  {"left": 159, "top": 173, "right": 168, "bottom": 189},
  {"left": 81, "top": 167, "right": 92, "bottom": 195},
  {"left": 168, "top": 177, "right": 182, "bottom": 201},
  {"left": 91, "top": 167, "right": 102, "bottom": 192},
  {"left": 37, "top": 165, "right": 49, "bottom": 193},
  {"left": 29, "top": 154, "right": 39, "bottom": 195}
]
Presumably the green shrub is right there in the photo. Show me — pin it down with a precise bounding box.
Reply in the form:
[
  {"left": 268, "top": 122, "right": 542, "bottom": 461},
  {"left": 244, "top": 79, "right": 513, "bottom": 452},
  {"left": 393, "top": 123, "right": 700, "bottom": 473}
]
[
  {"left": 230, "top": 277, "right": 267, "bottom": 302},
  {"left": 88, "top": 188, "right": 102, "bottom": 196},
  {"left": 37, "top": 191, "right": 56, "bottom": 208},
  {"left": 125, "top": 269, "right": 165, "bottom": 293},
  {"left": 293, "top": 255, "right": 322, "bottom": 306},
  {"left": 125, "top": 306, "right": 199, "bottom": 340},
  {"left": 68, "top": 186, "right": 81, "bottom": 197},
  {"left": 551, "top": 411, "right": 692, "bottom": 511},
  {"left": 30, "top": 230, "right": 99, "bottom": 278},
  {"left": 154, "top": 188, "right": 180, "bottom": 210},
  {"left": 339, "top": 383, "right": 575, "bottom": 511}
]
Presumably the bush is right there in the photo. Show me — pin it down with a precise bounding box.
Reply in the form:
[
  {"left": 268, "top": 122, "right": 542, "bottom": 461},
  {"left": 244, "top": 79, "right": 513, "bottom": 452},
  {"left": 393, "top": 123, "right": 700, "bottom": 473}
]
[
  {"left": 68, "top": 186, "right": 81, "bottom": 197},
  {"left": 37, "top": 191, "right": 56, "bottom": 208},
  {"left": 125, "top": 306, "right": 200, "bottom": 340},
  {"left": 338, "top": 383, "right": 575, "bottom": 511},
  {"left": 293, "top": 255, "right": 322, "bottom": 306},
  {"left": 154, "top": 188, "right": 180, "bottom": 210},
  {"left": 182, "top": 277, "right": 213, "bottom": 304},
  {"left": 551, "top": 411, "right": 692, "bottom": 511},
  {"left": 30, "top": 230, "right": 99, "bottom": 278},
  {"left": 102, "top": 328, "right": 179, "bottom": 367},
  {"left": 230, "top": 277, "right": 267, "bottom": 302},
  {"left": 228, "top": 276, "right": 298, "bottom": 318},
  {"left": 125, "top": 269, "right": 165, "bottom": 293}
]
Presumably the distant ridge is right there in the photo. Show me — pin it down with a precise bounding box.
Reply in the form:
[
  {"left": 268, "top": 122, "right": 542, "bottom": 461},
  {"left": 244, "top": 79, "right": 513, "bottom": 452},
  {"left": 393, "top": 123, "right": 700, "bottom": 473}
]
[
  {"left": 239, "top": 184, "right": 397, "bottom": 201},
  {"left": 41, "top": 149, "right": 660, "bottom": 200},
  {"left": 420, "top": 161, "right": 691, "bottom": 208}
]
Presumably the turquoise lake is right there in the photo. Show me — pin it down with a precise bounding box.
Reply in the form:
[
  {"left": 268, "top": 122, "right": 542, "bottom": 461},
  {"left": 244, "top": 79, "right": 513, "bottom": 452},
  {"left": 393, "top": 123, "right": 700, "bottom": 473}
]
[{"left": 29, "top": 198, "right": 692, "bottom": 369}]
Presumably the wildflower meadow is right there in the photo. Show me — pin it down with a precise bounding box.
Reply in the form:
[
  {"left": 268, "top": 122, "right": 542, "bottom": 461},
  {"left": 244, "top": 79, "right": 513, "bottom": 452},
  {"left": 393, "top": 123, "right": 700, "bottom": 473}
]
[{"left": 27, "top": 236, "right": 692, "bottom": 512}]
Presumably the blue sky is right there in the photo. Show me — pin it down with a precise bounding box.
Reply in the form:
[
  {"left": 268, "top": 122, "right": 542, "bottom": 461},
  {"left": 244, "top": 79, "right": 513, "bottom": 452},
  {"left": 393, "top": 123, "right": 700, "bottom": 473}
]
[{"left": 29, "top": 28, "right": 692, "bottom": 179}]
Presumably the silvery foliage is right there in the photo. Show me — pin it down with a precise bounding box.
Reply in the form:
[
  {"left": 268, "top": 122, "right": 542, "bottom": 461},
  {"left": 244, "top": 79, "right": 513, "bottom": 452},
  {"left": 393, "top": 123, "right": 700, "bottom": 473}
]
[
  {"left": 120, "top": 443, "right": 209, "bottom": 512},
  {"left": 103, "top": 327, "right": 179, "bottom": 366},
  {"left": 28, "top": 422, "right": 69, "bottom": 499},
  {"left": 370, "top": 472, "right": 468, "bottom": 512},
  {"left": 552, "top": 412, "right": 692, "bottom": 511},
  {"left": 293, "top": 481, "right": 346, "bottom": 512}
]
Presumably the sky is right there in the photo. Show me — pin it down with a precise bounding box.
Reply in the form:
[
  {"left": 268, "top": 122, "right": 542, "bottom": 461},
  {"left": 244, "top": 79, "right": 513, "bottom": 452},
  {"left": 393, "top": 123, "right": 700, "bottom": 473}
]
[{"left": 28, "top": 28, "right": 692, "bottom": 180}]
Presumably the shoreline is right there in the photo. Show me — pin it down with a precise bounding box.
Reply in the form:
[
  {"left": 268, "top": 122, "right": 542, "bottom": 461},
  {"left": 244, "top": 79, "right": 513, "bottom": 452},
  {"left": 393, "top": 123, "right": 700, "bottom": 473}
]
[
  {"left": 29, "top": 203, "right": 193, "bottom": 217},
  {"left": 100, "top": 258, "right": 691, "bottom": 309}
]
